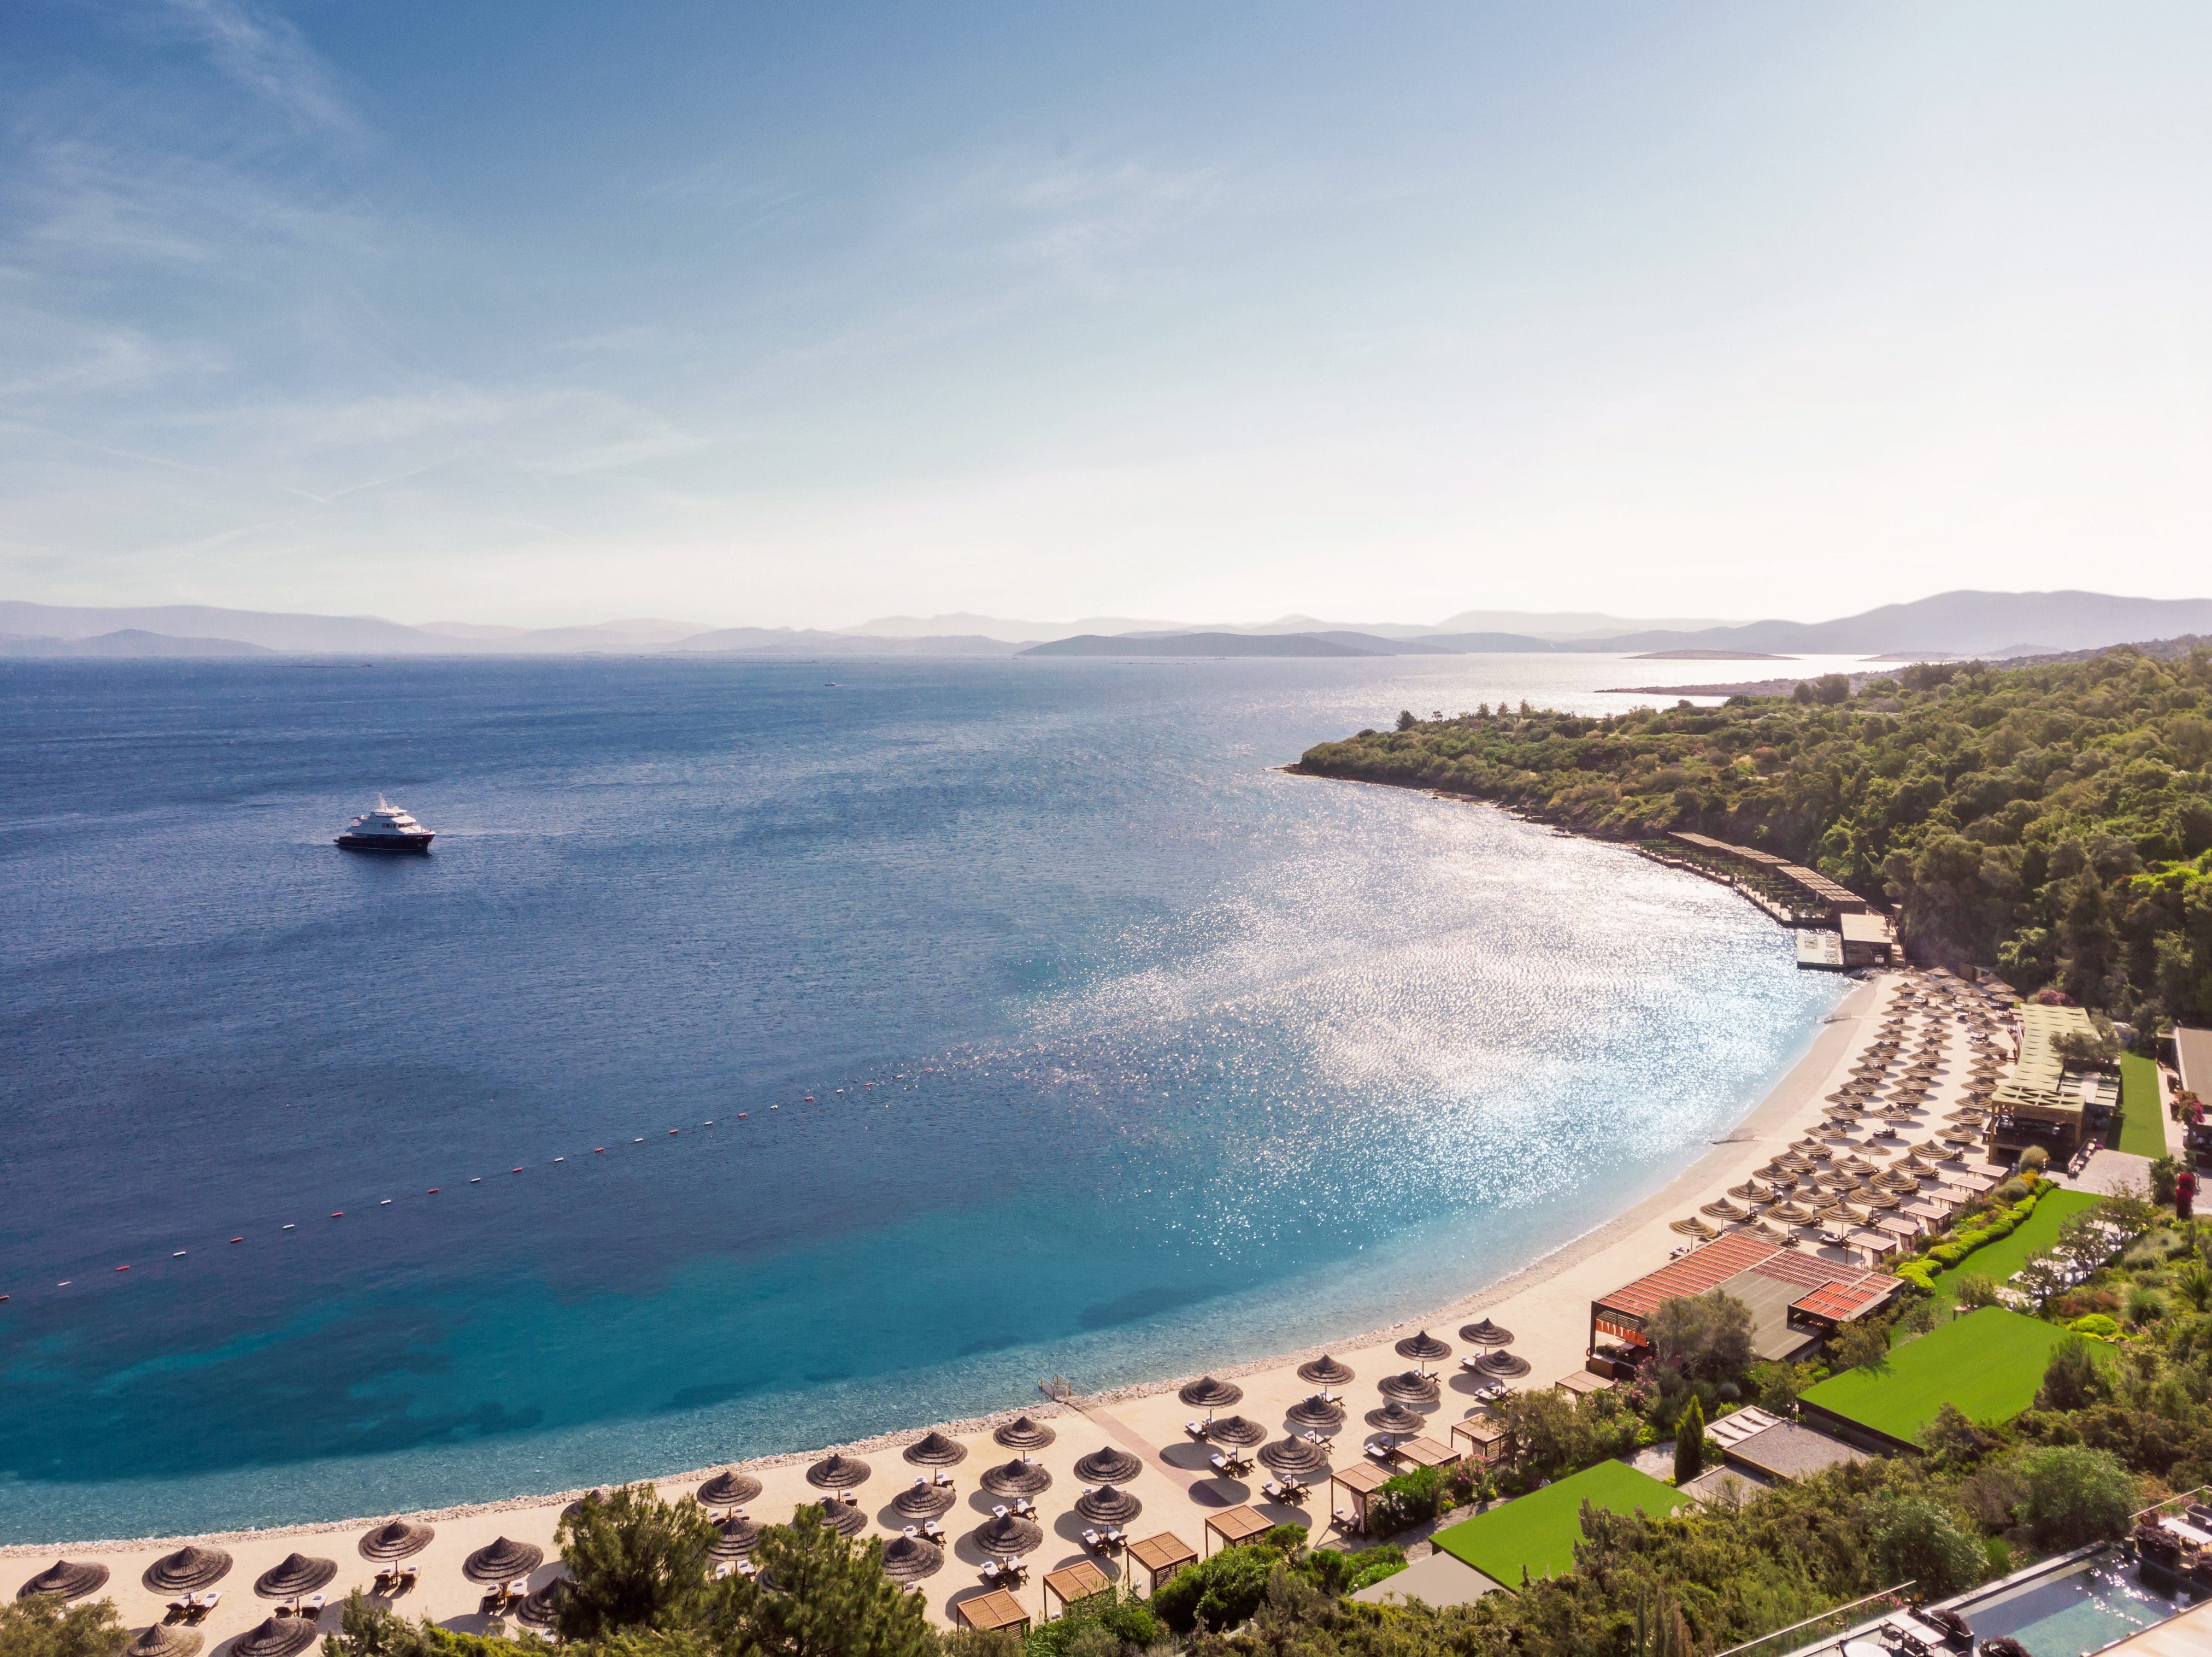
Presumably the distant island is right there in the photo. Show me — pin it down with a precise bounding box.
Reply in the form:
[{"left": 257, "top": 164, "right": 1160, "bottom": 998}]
[
  {"left": 1292, "top": 641, "right": 2212, "bottom": 1026},
  {"left": 1627, "top": 648, "right": 1795, "bottom": 661}
]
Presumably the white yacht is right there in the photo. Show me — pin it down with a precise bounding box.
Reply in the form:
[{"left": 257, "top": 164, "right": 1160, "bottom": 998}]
[{"left": 336, "top": 798, "right": 434, "bottom": 853}]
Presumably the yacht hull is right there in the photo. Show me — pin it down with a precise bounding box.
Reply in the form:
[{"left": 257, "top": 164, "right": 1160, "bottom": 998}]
[{"left": 336, "top": 834, "right": 433, "bottom": 853}]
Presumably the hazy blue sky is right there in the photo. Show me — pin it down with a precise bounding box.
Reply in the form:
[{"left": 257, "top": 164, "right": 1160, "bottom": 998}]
[{"left": 5, "top": 3, "right": 2210, "bottom": 628}]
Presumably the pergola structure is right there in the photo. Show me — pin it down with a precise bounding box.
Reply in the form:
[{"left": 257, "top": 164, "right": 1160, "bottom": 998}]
[
  {"left": 1390, "top": 1435, "right": 1461, "bottom": 1470},
  {"left": 1328, "top": 1461, "right": 1392, "bottom": 1535},
  {"left": 954, "top": 1589, "right": 1029, "bottom": 1637},
  {"left": 1447, "top": 1417, "right": 1509, "bottom": 1466},
  {"left": 1042, "top": 1560, "right": 1112, "bottom": 1621},
  {"left": 1202, "top": 1505, "right": 1274, "bottom": 1558},
  {"left": 1125, "top": 1532, "right": 1197, "bottom": 1595}
]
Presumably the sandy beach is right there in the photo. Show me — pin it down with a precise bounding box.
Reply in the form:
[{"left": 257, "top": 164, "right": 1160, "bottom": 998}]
[{"left": 11, "top": 962, "right": 2024, "bottom": 1636}]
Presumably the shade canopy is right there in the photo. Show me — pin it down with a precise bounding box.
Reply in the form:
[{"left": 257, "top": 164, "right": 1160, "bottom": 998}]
[
  {"left": 993, "top": 1415, "right": 1056, "bottom": 1450},
  {"left": 1284, "top": 1396, "right": 1344, "bottom": 1432},
  {"left": 814, "top": 1498, "right": 866, "bottom": 1540},
  {"left": 1365, "top": 1401, "right": 1426, "bottom": 1434},
  {"left": 1296, "top": 1355, "right": 1355, "bottom": 1385},
  {"left": 879, "top": 1533, "right": 943, "bottom": 1583},
  {"left": 1178, "top": 1375, "right": 1242, "bottom": 1409},
  {"left": 1205, "top": 1414, "right": 1266, "bottom": 1448},
  {"left": 709, "top": 1517, "right": 760, "bottom": 1561},
  {"left": 892, "top": 1480, "right": 957, "bottom": 1518},
  {"left": 1376, "top": 1371, "right": 1440, "bottom": 1407},
  {"left": 1073, "top": 1485, "right": 1143, "bottom": 1524},
  {"left": 979, "top": 1457, "right": 1052, "bottom": 1497},
  {"left": 145, "top": 1547, "right": 232, "bottom": 1593},
  {"left": 1257, "top": 1437, "right": 1328, "bottom": 1477},
  {"left": 17, "top": 1561, "right": 109, "bottom": 1602},
  {"left": 357, "top": 1523, "right": 433, "bottom": 1563},
  {"left": 1072, "top": 1447, "right": 1143, "bottom": 1484},
  {"left": 515, "top": 1579, "right": 570, "bottom": 1630},
  {"left": 461, "top": 1537, "right": 544, "bottom": 1585},
  {"left": 1394, "top": 1331, "right": 1451, "bottom": 1364},
  {"left": 1478, "top": 1350, "right": 1532, "bottom": 1378},
  {"left": 127, "top": 1627, "right": 203, "bottom": 1657},
  {"left": 697, "top": 1471, "right": 763, "bottom": 1508},
  {"left": 253, "top": 1555, "right": 337, "bottom": 1599},
  {"left": 231, "top": 1620, "right": 317, "bottom": 1657},
  {"left": 902, "top": 1432, "right": 968, "bottom": 1468},
  {"left": 970, "top": 1513, "right": 1043, "bottom": 1557},
  {"left": 806, "top": 1454, "right": 872, "bottom": 1490}
]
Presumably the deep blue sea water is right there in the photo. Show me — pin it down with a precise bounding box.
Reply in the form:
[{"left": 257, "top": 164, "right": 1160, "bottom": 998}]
[{"left": 0, "top": 654, "right": 1845, "bottom": 1543}]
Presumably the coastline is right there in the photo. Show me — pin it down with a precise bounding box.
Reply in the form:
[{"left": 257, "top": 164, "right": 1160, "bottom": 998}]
[{"left": 5, "top": 963, "right": 1907, "bottom": 1633}]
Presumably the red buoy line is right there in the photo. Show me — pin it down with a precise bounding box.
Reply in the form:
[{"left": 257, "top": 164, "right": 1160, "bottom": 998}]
[{"left": 4, "top": 1065, "right": 958, "bottom": 1306}]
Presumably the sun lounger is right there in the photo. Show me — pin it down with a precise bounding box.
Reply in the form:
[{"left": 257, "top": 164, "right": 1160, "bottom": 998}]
[
  {"left": 193, "top": 1593, "right": 220, "bottom": 1623},
  {"left": 302, "top": 1595, "right": 326, "bottom": 1619},
  {"left": 1083, "top": 1527, "right": 1104, "bottom": 1550},
  {"left": 980, "top": 1561, "right": 1001, "bottom": 1583},
  {"left": 1185, "top": 1420, "right": 1209, "bottom": 1439}
]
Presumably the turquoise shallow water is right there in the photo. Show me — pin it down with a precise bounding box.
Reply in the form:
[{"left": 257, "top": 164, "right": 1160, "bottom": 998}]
[{"left": 0, "top": 655, "right": 1844, "bottom": 1543}]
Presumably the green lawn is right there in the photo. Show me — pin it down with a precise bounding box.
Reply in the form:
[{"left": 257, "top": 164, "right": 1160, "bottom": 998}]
[
  {"left": 1799, "top": 1306, "right": 2078, "bottom": 1443},
  {"left": 2114, "top": 1053, "right": 2168, "bottom": 1157},
  {"left": 1926, "top": 1188, "right": 2102, "bottom": 1313},
  {"left": 1429, "top": 1461, "right": 1689, "bottom": 1587}
]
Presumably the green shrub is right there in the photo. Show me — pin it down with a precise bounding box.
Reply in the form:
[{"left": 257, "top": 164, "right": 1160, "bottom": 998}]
[
  {"left": 2016, "top": 1446, "right": 2139, "bottom": 1549},
  {"left": 2069, "top": 1314, "right": 2121, "bottom": 1338},
  {"left": 1366, "top": 1464, "right": 1448, "bottom": 1535},
  {"left": 1956, "top": 1273, "right": 2002, "bottom": 1309},
  {"left": 1895, "top": 1262, "right": 1936, "bottom": 1291}
]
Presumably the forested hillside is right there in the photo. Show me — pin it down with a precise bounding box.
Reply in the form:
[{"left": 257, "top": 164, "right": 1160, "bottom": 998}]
[{"left": 1296, "top": 647, "right": 2212, "bottom": 1027}]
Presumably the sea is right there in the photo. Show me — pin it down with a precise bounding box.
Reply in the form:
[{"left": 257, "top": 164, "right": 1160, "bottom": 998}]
[{"left": 0, "top": 651, "right": 1864, "bottom": 1544}]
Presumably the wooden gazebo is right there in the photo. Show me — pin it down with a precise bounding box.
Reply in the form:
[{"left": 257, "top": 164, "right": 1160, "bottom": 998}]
[
  {"left": 955, "top": 1589, "right": 1029, "bottom": 1636},
  {"left": 1203, "top": 1505, "right": 1274, "bottom": 1558},
  {"left": 1125, "top": 1532, "right": 1197, "bottom": 1595},
  {"left": 1042, "top": 1560, "right": 1111, "bottom": 1621}
]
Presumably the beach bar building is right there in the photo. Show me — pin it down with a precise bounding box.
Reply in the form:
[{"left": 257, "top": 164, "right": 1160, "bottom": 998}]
[
  {"left": 1989, "top": 1003, "right": 2118, "bottom": 1159},
  {"left": 1590, "top": 1233, "right": 1902, "bottom": 1366}
]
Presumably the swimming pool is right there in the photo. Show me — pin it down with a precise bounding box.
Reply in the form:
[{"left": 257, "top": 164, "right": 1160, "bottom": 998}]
[{"left": 1961, "top": 1553, "right": 2195, "bottom": 1656}]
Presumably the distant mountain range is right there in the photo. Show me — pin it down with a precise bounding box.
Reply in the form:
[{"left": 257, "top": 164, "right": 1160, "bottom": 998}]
[{"left": 3, "top": 590, "right": 2209, "bottom": 662}]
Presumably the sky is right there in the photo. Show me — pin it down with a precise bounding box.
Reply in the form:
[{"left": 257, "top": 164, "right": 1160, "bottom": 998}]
[{"left": 4, "top": 3, "right": 2211, "bottom": 631}]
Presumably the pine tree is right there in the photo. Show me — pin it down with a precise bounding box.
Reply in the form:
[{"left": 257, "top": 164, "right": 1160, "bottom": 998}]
[
  {"left": 714, "top": 1505, "right": 937, "bottom": 1657},
  {"left": 1673, "top": 1396, "right": 1707, "bottom": 1485}
]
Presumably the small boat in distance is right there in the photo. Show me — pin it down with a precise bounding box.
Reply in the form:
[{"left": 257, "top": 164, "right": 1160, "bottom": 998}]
[{"left": 336, "top": 798, "right": 434, "bottom": 854}]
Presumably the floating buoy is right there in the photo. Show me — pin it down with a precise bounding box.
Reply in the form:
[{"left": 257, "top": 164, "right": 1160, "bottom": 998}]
[
  {"left": 230, "top": 1237, "right": 243, "bottom": 1244},
  {"left": 513, "top": 1166, "right": 523, "bottom": 1173},
  {"left": 804, "top": 1096, "right": 814, "bottom": 1102},
  {"left": 332, "top": 1212, "right": 343, "bottom": 1219},
  {"left": 595, "top": 1148, "right": 604, "bottom": 1154},
  {"left": 428, "top": 1188, "right": 439, "bottom": 1195},
  {"left": 115, "top": 1264, "right": 130, "bottom": 1272},
  {"left": 737, "top": 1112, "right": 746, "bottom": 1118}
]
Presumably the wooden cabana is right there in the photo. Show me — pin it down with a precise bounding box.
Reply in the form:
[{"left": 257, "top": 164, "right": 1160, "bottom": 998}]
[
  {"left": 1390, "top": 1435, "right": 1461, "bottom": 1470},
  {"left": 1328, "top": 1461, "right": 1392, "bottom": 1535},
  {"left": 1447, "top": 1416, "right": 1509, "bottom": 1466},
  {"left": 955, "top": 1588, "right": 1030, "bottom": 1636},
  {"left": 1042, "top": 1560, "right": 1112, "bottom": 1621},
  {"left": 1203, "top": 1505, "right": 1275, "bottom": 1558},
  {"left": 1125, "top": 1532, "right": 1197, "bottom": 1595}
]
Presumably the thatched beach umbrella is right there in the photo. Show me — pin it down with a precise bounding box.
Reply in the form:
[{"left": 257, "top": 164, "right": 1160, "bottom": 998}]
[
  {"left": 709, "top": 1516, "right": 759, "bottom": 1561},
  {"left": 970, "top": 1512, "right": 1042, "bottom": 1557},
  {"left": 1395, "top": 1331, "right": 1451, "bottom": 1368},
  {"left": 1284, "top": 1396, "right": 1344, "bottom": 1433},
  {"left": 902, "top": 1431, "right": 967, "bottom": 1468},
  {"left": 1365, "top": 1401, "right": 1426, "bottom": 1435},
  {"left": 1478, "top": 1349, "right": 1532, "bottom": 1378},
  {"left": 357, "top": 1523, "right": 433, "bottom": 1564},
  {"left": 231, "top": 1620, "right": 316, "bottom": 1657},
  {"left": 1179, "top": 1376, "right": 1242, "bottom": 1410},
  {"left": 698, "top": 1471, "right": 762, "bottom": 1509},
  {"left": 979, "top": 1456, "right": 1051, "bottom": 1497},
  {"left": 19, "top": 1561, "right": 108, "bottom": 1603},
  {"left": 1669, "top": 1217, "right": 1716, "bottom": 1239},
  {"left": 127, "top": 1626, "right": 202, "bottom": 1657},
  {"left": 1460, "top": 1317, "right": 1513, "bottom": 1346},
  {"left": 1258, "top": 1437, "right": 1329, "bottom": 1477},
  {"left": 1073, "top": 1447, "right": 1143, "bottom": 1483},
  {"left": 879, "top": 1533, "right": 943, "bottom": 1584},
  {"left": 145, "top": 1547, "right": 231, "bottom": 1594},
  {"left": 515, "top": 1579, "right": 570, "bottom": 1630},
  {"left": 1297, "top": 1355, "right": 1355, "bottom": 1385},
  {"left": 1700, "top": 1198, "right": 1748, "bottom": 1222},
  {"left": 806, "top": 1453, "right": 872, "bottom": 1491},
  {"left": 814, "top": 1497, "right": 866, "bottom": 1540},
  {"left": 253, "top": 1555, "right": 337, "bottom": 1600},
  {"left": 1074, "top": 1485, "right": 1143, "bottom": 1525},
  {"left": 461, "top": 1538, "right": 542, "bottom": 1586},
  {"left": 1208, "top": 1414, "right": 1267, "bottom": 1448},
  {"left": 993, "top": 1415, "right": 1055, "bottom": 1450},
  {"left": 1769, "top": 1200, "right": 1816, "bottom": 1224},
  {"left": 1376, "top": 1372, "right": 1440, "bottom": 1408},
  {"left": 892, "top": 1480, "right": 956, "bottom": 1519}
]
